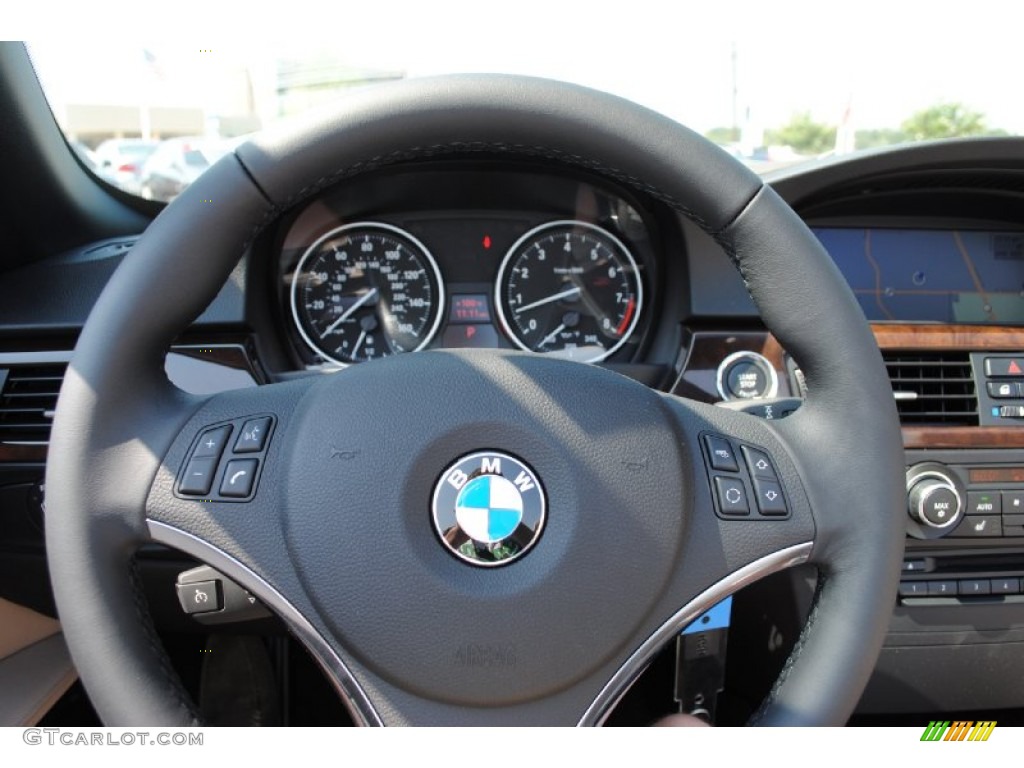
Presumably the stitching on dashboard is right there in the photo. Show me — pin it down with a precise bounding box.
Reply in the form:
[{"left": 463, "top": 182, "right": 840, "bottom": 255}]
[
  {"left": 237, "top": 141, "right": 719, "bottom": 255},
  {"left": 129, "top": 558, "right": 203, "bottom": 725}
]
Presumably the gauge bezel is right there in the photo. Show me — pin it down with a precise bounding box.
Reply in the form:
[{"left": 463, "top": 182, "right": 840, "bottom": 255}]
[
  {"left": 494, "top": 219, "right": 644, "bottom": 363},
  {"left": 289, "top": 221, "right": 446, "bottom": 366}
]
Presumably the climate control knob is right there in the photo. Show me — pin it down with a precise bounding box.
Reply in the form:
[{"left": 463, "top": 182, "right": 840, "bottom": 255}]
[{"left": 907, "top": 475, "right": 962, "bottom": 529}]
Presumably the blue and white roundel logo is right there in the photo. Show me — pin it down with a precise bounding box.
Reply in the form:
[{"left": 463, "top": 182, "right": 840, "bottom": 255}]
[
  {"left": 431, "top": 451, "right": 546, "bottom": 567},
  {"left": 455, "top": 474, "right": 523, "bottom": 544}
]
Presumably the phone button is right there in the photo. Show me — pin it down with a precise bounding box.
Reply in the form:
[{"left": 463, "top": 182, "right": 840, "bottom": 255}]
[{"left": 219, "top": 458, "right": 259, "bottom": 498}]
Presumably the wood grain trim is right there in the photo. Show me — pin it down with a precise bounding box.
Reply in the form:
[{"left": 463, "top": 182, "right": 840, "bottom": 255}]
[
  {"left": 902, "top": 427, "right": 1024, "bottom": 449},
  {"left": 872, "top": 324, "right": 1024, "bottom": 350}
]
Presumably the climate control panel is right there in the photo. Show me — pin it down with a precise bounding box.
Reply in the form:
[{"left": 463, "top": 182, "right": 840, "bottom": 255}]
[{"left": 906, "top": 460, "right": 1024, "bottom": 540}]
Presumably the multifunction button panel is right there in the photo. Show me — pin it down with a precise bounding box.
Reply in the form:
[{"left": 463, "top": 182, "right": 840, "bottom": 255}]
[
  {"left": 975, "top": 353, "right": 1024, "bottom": 426},
  {"left": 701, "top": 433, "right": 790, "bottom": 520},
  {"left": 175, "top": 415, "right": 275, "bottom": 502}
]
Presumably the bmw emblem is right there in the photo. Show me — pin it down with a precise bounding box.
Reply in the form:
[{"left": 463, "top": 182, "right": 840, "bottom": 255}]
[{"left": 431, "top": 451, "right": 546, "bottom": 567}]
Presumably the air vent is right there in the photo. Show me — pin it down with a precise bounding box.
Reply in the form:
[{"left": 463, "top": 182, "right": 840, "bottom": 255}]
[
  {"left": 0, "top": 364, "right": 67, "bottom": 444},
  {"left": 884, "top": 352, "right": 978, "bottom": 426}
]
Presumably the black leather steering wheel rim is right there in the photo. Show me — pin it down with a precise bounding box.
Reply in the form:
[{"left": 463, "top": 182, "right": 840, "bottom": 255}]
[{"left": 46, "top": 75, "right": 906, "bottom": 726}]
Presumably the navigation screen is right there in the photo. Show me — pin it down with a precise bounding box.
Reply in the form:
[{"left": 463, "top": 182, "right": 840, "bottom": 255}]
[{"left": 813, "top": 228, "right": 1024, "bottom": 324}]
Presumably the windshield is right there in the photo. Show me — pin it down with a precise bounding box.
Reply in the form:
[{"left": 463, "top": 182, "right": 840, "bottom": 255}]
[{"left": 25, "top": 5, "right": 1022, "bottom": 201}]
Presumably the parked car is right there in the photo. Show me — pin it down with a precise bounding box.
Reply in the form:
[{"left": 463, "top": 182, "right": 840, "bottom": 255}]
[
  {"left": 92, "top": 138, "right": 158, "bottom": 194},
  {"left": 138, "top": 137, "right": 235, "bottom": 202}
]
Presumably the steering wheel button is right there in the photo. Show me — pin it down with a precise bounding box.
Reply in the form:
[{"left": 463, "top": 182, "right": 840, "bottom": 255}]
[
  {"left": 741, "top": 445, "right": 777, "bottom": 480},
  {"left": 179, "top": 457, "right": 217, "bottom": 495},
  {"left": 713, "top": 476, "right": 749, "bottom": 516},
  {"left": 704, "top": 435, "right": 739, "bottom": 472},
  {"left": 219, "top": 458, "right": 259, "bottom": 498},
  {"left": 192, "top": 424, "right": 232, "bottom": 459},
  {"left": 234, "top": 417, "right": 272, "bottom": 453},
  {"left": 752, "top": 477, "right": 787, "bottom": 516},
  {"left": 175, "top": 580, "right": 222, "bottom": 615}
]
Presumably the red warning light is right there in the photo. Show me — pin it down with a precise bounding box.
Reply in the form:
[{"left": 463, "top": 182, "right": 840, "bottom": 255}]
[
  {"left": 1011, "top": 360, "right": 1022, "bottom": 374},
  {"left": 482, "top": 235, "right": 492, "bottom": 250}
]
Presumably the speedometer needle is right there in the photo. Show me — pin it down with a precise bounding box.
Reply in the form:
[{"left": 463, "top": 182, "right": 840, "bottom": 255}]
[
  {"left": 350, "top": 330, "right": 367, "bottom": 359},
  {"left": 513, "top": 286, "right": 580, "bottom": 314},
  {"left": 539, "top": 324, "right": 566, "bottom": 348},
  {"left": 320, "top": 288, "right": 378, "bottom": 338}
]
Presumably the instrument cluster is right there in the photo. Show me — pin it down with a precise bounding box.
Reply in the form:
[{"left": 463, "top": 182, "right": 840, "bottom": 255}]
[{"left": 276, "top": 166, "right": 660, "bottom": 368}]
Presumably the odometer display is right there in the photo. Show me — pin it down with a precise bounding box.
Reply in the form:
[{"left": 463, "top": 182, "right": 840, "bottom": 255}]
[
  {"left": 495, "top": 221, "right": 643, "bottom": 362},
  {"left": 290, "top": 222, "right": 444, "bottom": 364}
]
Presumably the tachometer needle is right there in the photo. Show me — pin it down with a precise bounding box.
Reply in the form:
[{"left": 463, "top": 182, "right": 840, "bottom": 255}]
[
  {"left": 539, "top": 323, "right": 566, "bottom": 348},
  {"left": 320, "top": 288, "right": 378, "bottom": 338},
  {"left": 513, "top": 286, "right": 580, "bottom": 314},
  {"left": 350, "top": 330, "right": 368, "bottom": 359}
]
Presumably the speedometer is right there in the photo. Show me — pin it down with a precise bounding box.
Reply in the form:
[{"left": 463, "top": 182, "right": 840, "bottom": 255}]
[
  {"left": 495, "top": 220, "right": 643, "bottom": 362},
  {"left": 290, "top": 222, "right": 444, "bottom": 364}
]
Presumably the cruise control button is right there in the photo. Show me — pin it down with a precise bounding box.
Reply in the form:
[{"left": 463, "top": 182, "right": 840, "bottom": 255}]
[
  {"left": 951, "top": 514, "right": 1002, "bottom": 537},
  {"left": 219, "top": 458, "right": 259, "bottom": 498},
  {"left": 179, "top": 457, "right": 218, "bottom": 496},
  {"left": 704, "top": 435, "right": 739, "bottom": 472},
  {"left": 741, "top": 445, "right": 777, "bottom": 480},
  {"left": 967, "top": 491, "right": 1001, "bottom": 516},
  {"left": 234, "top": 417, "right": 271, "bottom": 453},
  {"left": 713, "top": 476, "right": 749, "bottom": 516},
  {"left": 751, "top": 477, "right": 787, "bottom": 516},
  {"left": 176, "top": 580, "right": 222, "bottom": 615},
  {"left": 193, "top": 425, "right": 232, "bottom": 459}
]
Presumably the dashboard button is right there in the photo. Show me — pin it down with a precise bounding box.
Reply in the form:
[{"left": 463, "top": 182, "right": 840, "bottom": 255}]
[
  {"left": 219, "top": 459, "right": 259, "bottom": 498},
  {"left": 966, "top": 491, "right": 1001, "bottom": 516},
  {"left": 234, "top": 417, "right": 271, "bottom": 453},
  {"left": 1003, "top": 491, "right": 1024, "bottom": 514},
  {"left": 704, "top": 435, "right": 739, "bottom": 472},
  {"left": 193, "top": 425, "right": 232, "bottom": 459},
  {"left": 958, "top": 579, "right": 992, "bottom": 597},
  {"left": 898, "top": 581, "right": 927, "bottom": 598},
  {"left": 951, "top": 514, "right": 1002, "bottom": 537},
  {"left": 179, "top": 457, "right": 217, "bottom": 496},
  {"left": 991, "top": 577, "right": 1020, "bottom": 595},
  {"left": 726, "top": 361, "right": 769, "bottom": 399},
  {"left": 985, "top": 357, "right": 1024, "bottom": 377},
  {"left": 987, "top": 380, "right": 1024, "bottom": 398},
  {"left": 998, "top": 405, "right": 1024, "bottom": 419},
  {"left": 927, "top": 580, "right": 958, "bottom": 597},
  {"left": 713, "top": 476, "right": 749, "bottom": 516}
]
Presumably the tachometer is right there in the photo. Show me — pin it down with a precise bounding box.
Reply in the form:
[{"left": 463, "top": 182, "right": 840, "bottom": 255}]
[
  {"left": 495, "top": 220, "right": 643, "bottom": 362},
  {"left": 290, "top": 222, "right": 444, "bottom": 364}
]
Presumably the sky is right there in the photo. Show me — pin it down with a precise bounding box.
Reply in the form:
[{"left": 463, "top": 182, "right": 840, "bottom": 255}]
[{"left": 17, "top": 0, "right": 1024, "bottom": 139}]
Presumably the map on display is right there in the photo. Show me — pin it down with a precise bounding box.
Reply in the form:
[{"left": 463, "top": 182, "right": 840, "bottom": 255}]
[{"left": 813, "top": 228, "right": 1024, "bottom": 324}]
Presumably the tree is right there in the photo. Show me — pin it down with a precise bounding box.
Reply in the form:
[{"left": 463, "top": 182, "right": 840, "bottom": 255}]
[
  {"left": 764, "top": 112, "right": 836, "bottom": 155},
  {"left": 900, "top": 103, "right": 992, "bottom": 141},
  {"left": 704, "top": 126, "right": 740, "bottom": 144},
  {"left": 855, "top": 128, "right": 909, "bottom": 150}
]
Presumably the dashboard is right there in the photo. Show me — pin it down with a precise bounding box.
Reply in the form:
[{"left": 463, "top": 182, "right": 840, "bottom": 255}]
[{"left": 4, "top": 137, "right": 1024, "bottom": 724}]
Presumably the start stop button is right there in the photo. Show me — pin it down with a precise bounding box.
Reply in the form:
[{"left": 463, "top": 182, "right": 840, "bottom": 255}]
[{"left": 716, "top": 351, "right": 779, "bottom": 401}]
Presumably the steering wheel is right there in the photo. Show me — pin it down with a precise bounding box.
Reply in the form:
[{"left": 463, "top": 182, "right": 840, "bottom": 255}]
[{"left": 45, "top": 75, "right": 905, "bottom": 726}]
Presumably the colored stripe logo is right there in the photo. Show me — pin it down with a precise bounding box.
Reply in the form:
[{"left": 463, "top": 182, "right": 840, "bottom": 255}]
[{"left": 920, "top": 720, "right": 996, "bottom": 742}]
